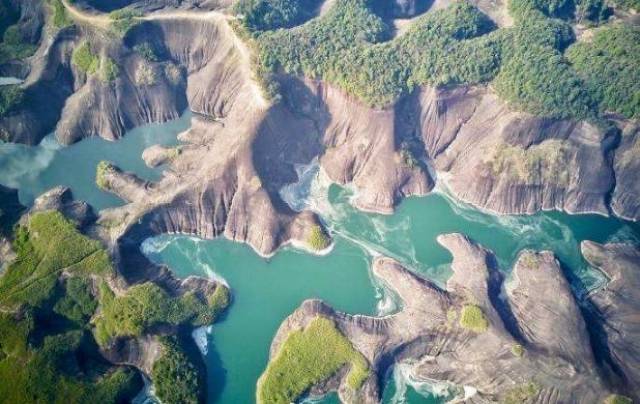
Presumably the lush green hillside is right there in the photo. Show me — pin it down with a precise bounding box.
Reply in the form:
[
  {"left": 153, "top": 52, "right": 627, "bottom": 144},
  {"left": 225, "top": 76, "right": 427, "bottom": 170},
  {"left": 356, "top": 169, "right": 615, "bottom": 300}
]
[
  {"left": 241, "top": 0, "right": 637, "bottom": 120},
  {"left": 0, "top": 210, "right": 229, "bottom": 403}
]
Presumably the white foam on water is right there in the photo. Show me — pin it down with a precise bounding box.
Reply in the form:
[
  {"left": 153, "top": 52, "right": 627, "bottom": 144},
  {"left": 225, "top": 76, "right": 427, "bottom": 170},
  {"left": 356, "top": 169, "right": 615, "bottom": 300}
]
[
  {"left": 132, "top": 374, "right": 160, "bottom": 404},
  {"left": 192, "top": 325, "right": 213, "bottom": 356},
  {"left": 0, "top": 77, "right": 24, "bottom": 85},
  {"left": 389, "top": 362, "right": 466, "bottom": 403}
]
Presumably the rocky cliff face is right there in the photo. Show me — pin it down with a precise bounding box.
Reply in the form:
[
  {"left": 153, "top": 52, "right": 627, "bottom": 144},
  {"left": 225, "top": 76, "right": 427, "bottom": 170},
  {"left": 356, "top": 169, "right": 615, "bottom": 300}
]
[
  {"left": 582, "top": 241, "right": 640, "bottom": 400},
  {"left": 1, "top": 0, "right": 638, "bottom": 262},
  {"left": 264, "top": 234, "right": 639, "bottom": 402}
]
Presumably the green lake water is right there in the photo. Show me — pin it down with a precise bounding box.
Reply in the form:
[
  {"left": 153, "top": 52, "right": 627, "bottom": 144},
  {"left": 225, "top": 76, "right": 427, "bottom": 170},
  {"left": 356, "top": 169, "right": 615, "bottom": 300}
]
[{"left": 1, "top": 114, "right": 639, "bottom": 403}]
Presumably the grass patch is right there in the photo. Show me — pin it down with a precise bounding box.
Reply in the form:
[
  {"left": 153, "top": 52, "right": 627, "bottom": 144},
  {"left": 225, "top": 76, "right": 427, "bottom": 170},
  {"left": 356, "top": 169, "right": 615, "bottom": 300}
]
[
  {"left": 49, "top": 0, "right": 73, "bottom": 28},
  {"left": 307, "top": 224, "right": 330, "bottom": 251},
  {"left": 134, "top": 42, "right": 158, "bottom": 62},
  {"left": 486, "top": 140, "right": 571, "bottom": 187},
  {"left": 604, "top": 395, "right": 633, "bottom": 404},
  {"left": 72, "top": 42, "right": 99, "bottom": 75},
  {"left": 94, "top": 282, "right": 228, "bottom": 346},
  {"left": 0, "top": 211, "right": 112, "bottom": 309},
  {"left": 502, "top": 382, "right": 539, "bottom": 404},
  {"left": 459, "top": 304, "right": 489, "bottom": 333},
  {"left": 99, "top": 57, "right": 119, "bottom": 82},
  {"left": 0, "top": 85, "right": 24, "bottom": 117},
  {"left": 109, "top": 8, "right": 142, "bottom": 36},
  {"left": 152, "top": 336, "right": 203, "bottom": 404},
  {"left": 96, "top": 160, "right": 115, "bottom": 190},
  {"left": 0, "top": 25, "right": 38, "bottom": 63},
  {"left": 511, "top": 344, "right": 524, "bottom": 357},
  {"left": 258, "top": 316, "right": 369, "bottom": 404}
]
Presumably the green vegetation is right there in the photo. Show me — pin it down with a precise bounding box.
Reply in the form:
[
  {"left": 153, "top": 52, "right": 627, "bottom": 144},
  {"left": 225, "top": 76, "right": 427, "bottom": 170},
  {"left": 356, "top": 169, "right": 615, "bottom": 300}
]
[
  {"left": 0, "top": 85, "right": 24, "bottom": 117},
  {"left": 72, "top": 41, "right": 99, "bottom": 75},
  {"left": 258, "top": 316, "right": 370, "bottom": 404},
  {"left": 307, "top": 224, "right": 330, "bottom": 251},
  {"left": 511, "top": 343, "right": 525, "bottom": 357},
  {"left": 54, "top": 277, "right": 98, "bottom": 325},
  {"left": 0, "top": 25, "right": 38, "bottom": 63},
  {"left": 94, "top": 281, "right": 229, "bottom": 345},
  {"left": 0, "top": 211, "right": 142, "bottom": 403},
  {"left": 99, "top": 57, "right": 119, "bottom": 82},
  {"left": 567, "top": 25, "right": 640, "bottom": 119},
  {"left": 0, "top": 208, "right": 229, "bottom": 402},
  {"left": 235, "top": 0, "right": 319, "bottom": 31},
  {"left": 135, "top": 61, "right": 156, "bottom": 86},
  {"left": 134, "top": 42, "right": 158, "bottom": 62},
  {"left": 604, "top": 394, "right": 633, "bottom": 404},
  {"left": 96, "top": 160, "right": 115, "bottom": 189},
  {"left": 50, "top": 0, "right": 73, "bottom": 28},
  {"left": 246, "top": 0, "right": 637, "bottom": 119},
  {"left": 487, "top": 140, "right": 571, "bottom": 186},
  {"left": 109, "top": 8, "right": 142, "bottom": 36},
  {"left": 502, "top": 382, "right": 540, "bottom": 403},
  {"left": 609, "top": 0, "right": 639, "bottom": 10},
  {"left": 152, "top": 336, "right": 204, "bottom": 404},
  {"left": 459, "top": 304, "right": 489, "bottom": 333},
  {"left": 0, "top": 314, "right": 142, "bottom": 403},
  {"left": 0, "top": 211, "right": 112, "bottom": 309}
]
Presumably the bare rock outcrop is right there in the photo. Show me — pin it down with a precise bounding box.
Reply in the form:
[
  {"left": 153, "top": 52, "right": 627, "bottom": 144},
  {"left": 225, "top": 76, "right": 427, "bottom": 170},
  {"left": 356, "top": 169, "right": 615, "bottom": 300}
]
[
  {"left": 263, "top": 234, "right": 635, "bottom": 403},
  {"left": 583, "top": 241, "right": 640, "bottom": 400}
]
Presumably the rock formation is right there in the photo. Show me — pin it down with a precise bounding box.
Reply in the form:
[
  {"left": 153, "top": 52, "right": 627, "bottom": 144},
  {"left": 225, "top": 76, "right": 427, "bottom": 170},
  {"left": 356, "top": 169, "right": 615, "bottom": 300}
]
[
  {"left": 261, "top": 234, "right": 638, "bottom": 403},
  {"left": 582, "top": 241, "right": 640, "bottom": 400}
]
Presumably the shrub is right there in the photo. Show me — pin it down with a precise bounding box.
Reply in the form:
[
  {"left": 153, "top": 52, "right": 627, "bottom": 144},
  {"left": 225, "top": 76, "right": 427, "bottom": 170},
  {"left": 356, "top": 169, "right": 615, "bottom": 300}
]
[
  {"left": 567, "top": 24, "right": 640, "bottom": 119},
  {"left": 109, "top": 8, "right": 142, "bottom": 36},
  {"left": 50, "top": 0, "right": 72, "bottom": 28},
  {"left": 486, "top": 140, "right": 571, "bottom": 186},
  {"left": 511, "top": 344, "right": 525, "bottom": 357},
  {"left": 94, "top": 281, "right": 228, "bottom": 345},
  {"left": 235, "top": 0, "right": 320, "bottom": 32},
  {"left": 134, "top": 42, "right": 158, "bottom": 62},
  {"left": 503, "top": 382, "right": 540, "bottom": 404},
  {"left": 54, "top": 277, "right": 98, "bottom": 325},
  {"left": 604, "top": 395, "right": 633, "bottom": 404},
  {"left": 0, "top": 211, "right": 112, "bottom": 309},
  {"left": 164, "top": 63, "right": 182, "bottom": 85},
  {"left": 134, "top": 61, "right": 156, "bottom": 86},
  {"left": 459, "top": 304, "right": 489, "bottom": 333},
  {"left": 307, "top": 224, "right": 330, "bottom": 251},
  {"left": 258, "top": 317, "right": 370, "bottom": 403},
  {"left": 96, "top": 160, "right": 114, "bottom": 189},
  {"left": 0, "top": 25, "right": 37, "bottom": 63},
  {"left": 0, "top": 85, "right": 24, "bottom": 117},
  {"left": 99, "top": 57, "right": 119, "bottom": 82},
  {"left": 72, "top": 42, "right": 99, "bottom": 75},
  {"left": 152, "top": 336, "right": 203, "bottom": 404}
]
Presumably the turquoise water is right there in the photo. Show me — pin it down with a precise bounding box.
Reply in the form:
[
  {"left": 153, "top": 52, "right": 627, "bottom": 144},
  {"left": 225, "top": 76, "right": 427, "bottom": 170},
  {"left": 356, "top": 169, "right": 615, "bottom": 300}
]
[
  {"left": 0, "top": 111, "right": 191, "bottom": 210},
  {"left": 1, "top": 115, "right": 639, "bottom": 403}
]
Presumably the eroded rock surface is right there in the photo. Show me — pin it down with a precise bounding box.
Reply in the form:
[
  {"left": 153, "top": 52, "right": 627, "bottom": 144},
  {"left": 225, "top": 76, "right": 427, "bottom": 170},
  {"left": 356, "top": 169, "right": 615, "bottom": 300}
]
[
  {"left": 583, "top": 241, "right": 640, "bottom": 400},
  {"left": 263, "top": 234, "right": 638, "bottom": 402}
]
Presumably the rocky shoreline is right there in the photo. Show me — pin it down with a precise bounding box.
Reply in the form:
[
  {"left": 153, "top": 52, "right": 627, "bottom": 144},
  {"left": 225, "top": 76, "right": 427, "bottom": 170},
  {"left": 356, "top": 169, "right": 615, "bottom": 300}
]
[
  {"left": 0, "top": 0, "right": 638, "bottom": 258},
  {"left": 260, "top": 235, "right": 640, "bottom": 403}
]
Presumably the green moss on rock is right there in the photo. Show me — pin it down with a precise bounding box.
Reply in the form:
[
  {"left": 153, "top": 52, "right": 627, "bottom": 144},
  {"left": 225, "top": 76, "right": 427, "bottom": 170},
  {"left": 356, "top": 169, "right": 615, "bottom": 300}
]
[
  {"left": 459, "top": 304, "right": 489, "bottom": 333},
  {"left": 258, "top": 316, "right": 370, "bottom": 404},
  {"left": 307, "top": 224, "right": 330, "bottom": 251}
]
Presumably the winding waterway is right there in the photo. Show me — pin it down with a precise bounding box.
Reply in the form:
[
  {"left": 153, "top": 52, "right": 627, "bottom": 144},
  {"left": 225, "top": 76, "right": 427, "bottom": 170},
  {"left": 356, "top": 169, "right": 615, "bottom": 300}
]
[{"left": 1, "top": 113, "right": 638, "bottom": 403}]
